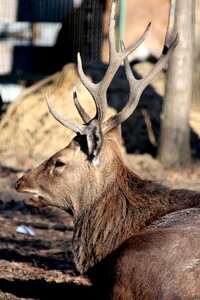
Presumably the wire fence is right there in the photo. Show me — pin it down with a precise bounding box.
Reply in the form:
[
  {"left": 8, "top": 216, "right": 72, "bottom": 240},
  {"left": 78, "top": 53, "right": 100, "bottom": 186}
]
[{"left": 0, "top": 0, "right": 105, "bottom": 76}]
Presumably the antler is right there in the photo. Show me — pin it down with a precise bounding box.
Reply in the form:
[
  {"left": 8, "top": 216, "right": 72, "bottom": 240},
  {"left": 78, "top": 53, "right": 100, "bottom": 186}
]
[
  {"left": 102, "top": 35, "right": 179, "bottom": 133},
  {"left": 77, "top": 0, "right": 151, "bottom": 122},
  {"left": 46, "top": 94, "right": 86, "bottom": 134},
  {"left": 72, "top": 88, "right": 91, "bottom": 124},
  {"left": 46, "top": 0, "right": 178, "bottom": 159}
]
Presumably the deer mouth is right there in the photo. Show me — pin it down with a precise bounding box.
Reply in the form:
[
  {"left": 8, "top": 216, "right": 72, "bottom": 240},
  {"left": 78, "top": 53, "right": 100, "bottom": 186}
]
[{"left": 24, "top": 192, "right": 46, "bottom": 208}]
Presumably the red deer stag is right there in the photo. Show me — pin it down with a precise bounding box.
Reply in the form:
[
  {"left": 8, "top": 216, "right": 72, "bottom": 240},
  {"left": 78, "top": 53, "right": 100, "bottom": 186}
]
[{"left": 16, "top": 1, "right": 200, "bottom": 299}]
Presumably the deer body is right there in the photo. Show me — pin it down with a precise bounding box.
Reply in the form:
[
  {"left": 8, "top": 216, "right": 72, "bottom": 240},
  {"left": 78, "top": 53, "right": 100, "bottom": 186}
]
[
  {"left": 72, "top": 133, "right": 200, "bottom": 273},
  {"left": 87, "top": 223, "right": 200, "bottom": 300},
  {"left": 16, "top": 130, "right": 200, "bottom": 299},
  {"left": 15, "top": 1, "right": 200, "bottom": 298}
]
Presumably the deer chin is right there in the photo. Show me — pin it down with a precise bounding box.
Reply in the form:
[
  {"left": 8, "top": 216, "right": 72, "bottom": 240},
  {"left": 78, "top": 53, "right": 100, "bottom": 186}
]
[{"left": 24, "top": 193, "right": 46, "bottom": 208}]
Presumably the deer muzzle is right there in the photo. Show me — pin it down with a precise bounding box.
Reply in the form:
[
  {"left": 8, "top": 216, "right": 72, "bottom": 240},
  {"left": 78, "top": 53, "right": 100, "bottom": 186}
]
[{"left": 15, "top": 176, "right": 46, "bottom": 208}]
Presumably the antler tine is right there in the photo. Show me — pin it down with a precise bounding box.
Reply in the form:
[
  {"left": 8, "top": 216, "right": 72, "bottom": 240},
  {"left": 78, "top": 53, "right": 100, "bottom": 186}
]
[
  {"left": 77, "top": 0, "right": 151, "bottom": 123},
  {"left": 77, "top": 52, "right": 106, "bottom": 122},
  {"left": 102, "top": 34, "right": 179, "bottom": 133},
  {"left": 104, "top": 17, "right": 151, "bottom": 89},
  {"left": 120, "top": 40, "right": 137, "bottom": 88},
  {"left": 77, "top": 53, "right": 96, "bottom": 95},
  {"left": 139, "top": 34, "right": 179, "bottom": 88},
  {"left": 73, "top": 88, "right": 91, "bottom": 124},
  {"left": 107, "top": 1, "right": 151, "bottom": 66},
  {"left": 45, "top": 94, "right": 85, "bottom": 134}
]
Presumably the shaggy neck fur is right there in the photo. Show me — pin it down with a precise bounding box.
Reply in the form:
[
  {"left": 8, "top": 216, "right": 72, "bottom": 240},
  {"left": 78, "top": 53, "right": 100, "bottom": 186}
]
[{"left": 73, "top": 158, "right": 200, "bottom": 274}]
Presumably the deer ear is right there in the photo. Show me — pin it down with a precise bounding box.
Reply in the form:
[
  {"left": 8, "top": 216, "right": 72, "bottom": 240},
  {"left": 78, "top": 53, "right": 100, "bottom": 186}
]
[
  {"left": 105, "top": 125, "right": 122, "bottom": 145},
  {"left": 85, "top": 119, "right": 103, "bottom": 160}
]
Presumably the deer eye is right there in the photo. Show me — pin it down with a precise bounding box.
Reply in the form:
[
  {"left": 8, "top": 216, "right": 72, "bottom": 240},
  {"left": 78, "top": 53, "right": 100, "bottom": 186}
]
[{"left": 54, "top": 160, "right": 65, "bottom": 168}]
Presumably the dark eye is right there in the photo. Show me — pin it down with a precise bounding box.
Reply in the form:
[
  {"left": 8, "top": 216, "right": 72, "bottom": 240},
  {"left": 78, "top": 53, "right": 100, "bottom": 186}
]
[{"left": 54, "top": 160, "right": 65, "bottom": 168}]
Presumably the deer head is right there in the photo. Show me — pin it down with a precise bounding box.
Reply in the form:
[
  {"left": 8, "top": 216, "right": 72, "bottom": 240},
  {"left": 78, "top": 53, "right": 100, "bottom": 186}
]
[{"left": 15, "top": 0, "right": 178, "bottom": 217}]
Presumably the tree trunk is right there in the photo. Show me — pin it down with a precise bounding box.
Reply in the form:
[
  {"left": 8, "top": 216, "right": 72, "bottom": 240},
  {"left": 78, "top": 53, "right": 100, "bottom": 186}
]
[
  {"left": 192, "top": 0, "right": 200, "bottom": 111},
  {"left": 158, "top": 0, "right": 194, "bottom": 168}
]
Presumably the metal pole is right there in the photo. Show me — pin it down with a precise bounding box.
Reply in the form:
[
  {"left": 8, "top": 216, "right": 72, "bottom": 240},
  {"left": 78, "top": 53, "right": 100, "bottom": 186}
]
[{"left": 118, "top": 0, "right": 126, "bottom": 49}]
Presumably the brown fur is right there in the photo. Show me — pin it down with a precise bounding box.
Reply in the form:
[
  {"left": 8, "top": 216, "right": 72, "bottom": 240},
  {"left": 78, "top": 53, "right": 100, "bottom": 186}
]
[
  {"left": 16, "top": 128, "right": 200, "bottom": 299},
  {"left": 85, "top": 221, "right": 200, "bottom": 299},
  {"left": 89, "top": 224, "right": 200, "bottom": 300}
]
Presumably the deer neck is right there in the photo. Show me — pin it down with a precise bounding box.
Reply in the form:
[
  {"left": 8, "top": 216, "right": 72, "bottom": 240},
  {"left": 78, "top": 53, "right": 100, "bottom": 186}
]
[
  {"left": 72, "top": 164, "right": 200, "bottom": 274},
  {"left": 72, "top": 165, "right": 156, "bottom": 273},
  {"left": 73, "top": 192, "right": 136, "bottom": 273}
]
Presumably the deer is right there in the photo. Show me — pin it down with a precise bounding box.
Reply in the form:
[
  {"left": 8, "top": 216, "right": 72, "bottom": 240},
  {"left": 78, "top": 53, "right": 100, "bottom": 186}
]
[{"left": 15, "top": 1, "right": 200, "bottom": 299}]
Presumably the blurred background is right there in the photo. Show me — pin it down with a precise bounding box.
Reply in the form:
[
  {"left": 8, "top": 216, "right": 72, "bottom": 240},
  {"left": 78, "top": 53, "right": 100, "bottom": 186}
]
[
  {"left": 0, "top": 0, "right": 168, "bottom": 77},
  {"left": 0, "top": 0, "right": 176, "bottom": 167},
  {"left": 0, "top": 0, "right": 200, "bottom": 176}
]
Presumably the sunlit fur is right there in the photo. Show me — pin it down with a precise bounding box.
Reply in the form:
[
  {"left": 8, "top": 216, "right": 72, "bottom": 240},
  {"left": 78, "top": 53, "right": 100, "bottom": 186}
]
[{"left": 16, "top": 128, "right": 200, "bottom": 299}]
